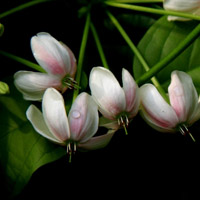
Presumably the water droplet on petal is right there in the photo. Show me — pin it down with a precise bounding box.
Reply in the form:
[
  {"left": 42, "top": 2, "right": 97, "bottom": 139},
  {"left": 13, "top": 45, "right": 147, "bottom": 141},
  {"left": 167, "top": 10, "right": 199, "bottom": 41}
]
[{"left": 72, "top": 110, "right": 81, "bottom": 119}]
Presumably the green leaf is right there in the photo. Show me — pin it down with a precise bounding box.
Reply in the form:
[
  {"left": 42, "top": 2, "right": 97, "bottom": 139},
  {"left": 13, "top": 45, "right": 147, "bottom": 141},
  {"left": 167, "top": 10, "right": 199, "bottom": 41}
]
[
  {"left": 0, "top": 80, "right": 66, "bottom": 198},
  {"left": 133, "top": 16, "right": 200, "bottom": 91}
]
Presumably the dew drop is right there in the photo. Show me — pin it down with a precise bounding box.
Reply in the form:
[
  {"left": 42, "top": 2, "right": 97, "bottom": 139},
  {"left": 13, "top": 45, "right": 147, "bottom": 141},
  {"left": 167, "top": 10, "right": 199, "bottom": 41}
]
[{"left": 72, "top": 110, "right": 81, "bottom": 119}]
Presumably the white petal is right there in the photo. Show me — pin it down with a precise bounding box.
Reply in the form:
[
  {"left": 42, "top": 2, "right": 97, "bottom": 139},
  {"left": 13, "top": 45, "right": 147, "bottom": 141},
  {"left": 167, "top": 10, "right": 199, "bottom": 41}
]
[
  {"left": 122, "top": 68, "right": 140, "bottom": 118},
  {"left": 140, "top": 84, "right": 179, "bottom": 131},
  {"left": 164, "top": 0, "right": 200, "bottom": 21},
  {"left": 164, "top": 0, "right": 200, "bottom": 11},
  {"left": 89, "top": 67, "right": 126, "bottom": 120},
  {"left": 188, "top": 96, "right": 200, "bottom": 125},
  {"left": 14, "top": 71, "right": 62, "bottom": 101},
  {"left": 78, "top": 130, "right": 115, "bottom": 150},
  {"left": 26, "top": 105, "right": 63, "bottom": 144},
  {"left": 68, "top": 92, "right": 99, "bottom": 143},
  {"left": 31, "top": 32, "right": 72, "bottom": 76},
  {"left": 42, "top": 88, "right": 70, "bottom": 142},
  {"left": 168, "top": 71, "right": 198, "bottom": 123}
]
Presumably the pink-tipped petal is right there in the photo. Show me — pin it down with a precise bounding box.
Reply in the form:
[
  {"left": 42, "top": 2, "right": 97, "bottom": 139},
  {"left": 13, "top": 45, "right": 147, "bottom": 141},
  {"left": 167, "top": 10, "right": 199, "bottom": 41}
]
[
  {"left": 26, "top": 105, "right": 64, "bottom": 144},
  {"left": 68, "top": 92, "right": 99, "bottom": 143},
  {"left": 89, "top": 67, "right": 126, "bottom": 120},
  {"left": 61, "top": 43, "right": 77, "bottom": 78},
  {"left": 31, "top": 32, "right": 73, "bottom": 76},
  {"left": 140, "top": 84, "right": 179, "bottom": 131},
  {"left": 188, "top": 96, "right": 200, "bottom": 125},
  {"left": 42, "top": 88, "right": 70, "bottom": 142},
  {"left": 78, "top": 130, "right": 115, "bottom": 150},
  {"left": 14, "top": 71, "right": 62, "bottom": 101},
  {"left": 122, "top": 68, "right": 140, "bottom": 118},
  {"left": 168, "top": 71, "right": 198, "bottom": 123}
]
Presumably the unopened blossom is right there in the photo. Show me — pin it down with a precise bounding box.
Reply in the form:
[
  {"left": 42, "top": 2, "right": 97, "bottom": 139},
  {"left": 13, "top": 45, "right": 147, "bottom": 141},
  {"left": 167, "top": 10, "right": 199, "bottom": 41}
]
[
  {"left": 0, "top": 81, "right": 9, "bottom": 94},
  {"left": 26, "top": 88, "right": 114, "bottom": 153},
  {"left": 140, "top": 70, "right": 200, "bottom": 139},
  {"left": 0, "top": 23, "right": 4, "bottom": 37},
  {"left": 89, "top": 67, "right": 140, "bottom": 130},
  {"left": 14, "top": 32, "right": 77, "bottom": 101},
  {"left": 163, "top": 0, "right": 200, "bottom": 21}
]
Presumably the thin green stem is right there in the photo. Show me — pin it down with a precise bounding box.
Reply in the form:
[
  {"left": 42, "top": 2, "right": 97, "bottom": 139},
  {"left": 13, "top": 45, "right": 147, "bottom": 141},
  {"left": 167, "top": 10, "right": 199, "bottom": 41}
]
[
  {"left": 0, "top": 0, "right": 52, "bottom": 19},
  {"left": 90, "top": 22, "right": 109, "bottom": 69},
  {"left": 0, "top": 50, "right": 45, "bottom": 73},
  {"left": 123, "top": 124, "right": 128, "bottom": 135},
  {"left": 72, "top": 13, "right": 91, "bottom": 102},
  {"left": 106, "top": 11, "right": 168, "bottom": 102},
  {"left": 105, "top": 2, "right": 200, "bottom": 21},
  {"left": 136, "top": 22, "right": 200, "bottom": 85},
  {"left": 106, "top": 0, "right": 163, "bottom": 3}
]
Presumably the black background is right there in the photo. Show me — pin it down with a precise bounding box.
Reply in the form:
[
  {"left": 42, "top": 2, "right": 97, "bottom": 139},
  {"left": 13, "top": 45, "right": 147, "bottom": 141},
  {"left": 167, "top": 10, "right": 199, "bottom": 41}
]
[{"left": 0, "top": 1, "right": 200, "bottom": 199}]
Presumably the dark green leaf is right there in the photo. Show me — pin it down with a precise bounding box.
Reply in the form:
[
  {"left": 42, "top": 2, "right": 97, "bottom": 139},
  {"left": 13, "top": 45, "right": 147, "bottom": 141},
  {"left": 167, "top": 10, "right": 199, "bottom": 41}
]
[
  {"left": 133, "top": 16, "right": 200, "bottom": 91},
  {"left": 0, "top": 80, "right": 66, "bottom": 198}
]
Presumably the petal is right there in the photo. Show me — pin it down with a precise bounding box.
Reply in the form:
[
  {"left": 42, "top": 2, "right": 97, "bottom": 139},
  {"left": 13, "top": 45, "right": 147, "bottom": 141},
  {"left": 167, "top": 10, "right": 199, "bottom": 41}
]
[
  {"left": 89, "top": 67, "right": 126, "bottom": 120},
  {"left": 14, "top": 71, "right": 62, "bottom": 101},
  {"left": 168, "top": 71, "right": 198, "bottom": 123},
  {"left": 188, "top": 96, "right": 200, "bottom": 125},
  {"left": 61, "top": 43, "right": 77, "bottom": 77},
  {"left": 122, "top": 68, "right": 140, "bottom": 118},
  {"left": 78, "top": 130, "right": 115, "bottom": 150},
  {"left": 26, "top": 105, "right": 64, "bottom": 144},
  {"left": 31, "top": 32, "right": 74, "bottom": 76},
  {"left": 42, "top": 88, "right": 70, "bottom": 142},
  {"left": 140, "top": 84, "right": 179, "bottom": 131},
  {"left": 163, "top": 0, "right": 200, "bottom": 21},
  {"left": 68, "top": 92, "right": 99, "bottom": 143}
]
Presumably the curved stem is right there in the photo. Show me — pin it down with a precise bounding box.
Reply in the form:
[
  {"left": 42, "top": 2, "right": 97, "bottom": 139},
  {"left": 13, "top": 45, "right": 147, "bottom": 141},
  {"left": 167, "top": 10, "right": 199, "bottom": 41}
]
[
  {"left": 106, "top": 0, "right": 163, "bottom": 3},
  {"left": 106, "top": 11, "right": 169, "bottom": 102},
  {"left": 0, "top": 50, "right": 45, "bottom": 72},
  {"left": 136, "top": 22, "right": 200, "bottom": 85},
  {"left": 90, "top": 22, "right": 109, "bottom": 69},
  {"left": 0, "top": 0, "right": 52, "bottom": 19},
  {"left": 72, "top": 13, "right": 91, "bottom": 102},
  {"left": 105, "top": 2, "right": 200, "bottom": 21}
]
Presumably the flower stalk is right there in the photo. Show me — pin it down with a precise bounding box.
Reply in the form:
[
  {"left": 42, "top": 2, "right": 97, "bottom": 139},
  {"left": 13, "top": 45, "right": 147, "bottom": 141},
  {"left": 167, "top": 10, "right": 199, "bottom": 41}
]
[
  {"left": 73, "top": 12, "right": 91, "bottom": 102},
  {"left": 90, "top": 22, "right": 109, "bottom": 69},
  {"left": 105, "top": 1, "right": 200, "bottom": 21},
  {"left": 106, "top": 11, "right": 168, "bottom": 102},
  {"left": 106, "top": 0, "right": 163, "bottom": 3},
  {"left": 0, "top": 49, "right": 45, "bottom": 72},
  {"left": 0, "top": 0, "right": 52, "bottom": 19}
]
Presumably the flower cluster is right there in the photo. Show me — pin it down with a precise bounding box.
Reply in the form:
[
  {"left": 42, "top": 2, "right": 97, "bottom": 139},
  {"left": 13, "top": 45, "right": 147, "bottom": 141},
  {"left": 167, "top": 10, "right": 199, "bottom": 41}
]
[{"left": 15, "top": 32, "right": 200, "bottom": 159}]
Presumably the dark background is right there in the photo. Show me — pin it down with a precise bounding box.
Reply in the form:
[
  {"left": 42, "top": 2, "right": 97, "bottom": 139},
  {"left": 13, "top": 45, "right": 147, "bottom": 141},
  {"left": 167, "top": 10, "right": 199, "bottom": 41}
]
[{"left": 0, "top": 0, "right": 200, "bottom": 199}]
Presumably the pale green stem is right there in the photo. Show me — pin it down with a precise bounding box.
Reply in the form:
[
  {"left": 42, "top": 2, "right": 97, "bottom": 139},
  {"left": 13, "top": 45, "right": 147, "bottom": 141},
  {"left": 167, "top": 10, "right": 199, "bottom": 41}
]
[
  {"left": 179, "top": 124, "right": 196, "bottom": 143},
  {"left": 0, "top": 50, "right": 45, "bottom": 73},
  {"left": 106, "top": 0, "right": 163, "bottom": 3},
  {"left": 0, "top": 0, "right": 52, "bottom": 19},
  {"left": 72, "top": 13, "right": 91, "bottom": 102},
  {"left": 90, "top": 22, "right": 109, "bottom": 69},
  {"left": 136, "top": 22, "right": 200, "bottom": 85},
  {"left": 105, "top": 2, "right": 200, "bottom": 21},
  {"left": 106, "top": 11, "right": 168, "bottom": 102},
  {"left": 123, "top": 124, "right": 128, "bottom": 135}
]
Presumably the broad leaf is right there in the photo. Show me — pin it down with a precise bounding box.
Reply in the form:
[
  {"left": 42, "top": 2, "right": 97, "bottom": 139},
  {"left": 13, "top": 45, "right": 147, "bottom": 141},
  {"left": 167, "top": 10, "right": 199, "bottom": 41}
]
[
  {"left": 0, "top": 80, "right": 66, "bottom": 198},
  {"left": 133, "top": 16, "right": 200, "bottom": 92}
]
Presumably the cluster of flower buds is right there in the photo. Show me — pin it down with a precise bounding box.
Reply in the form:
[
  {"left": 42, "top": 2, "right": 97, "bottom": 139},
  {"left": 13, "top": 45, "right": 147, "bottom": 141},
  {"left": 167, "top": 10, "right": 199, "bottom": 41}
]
[{"left": 14, "top": 32, "right": 200, "bottom": 159}]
